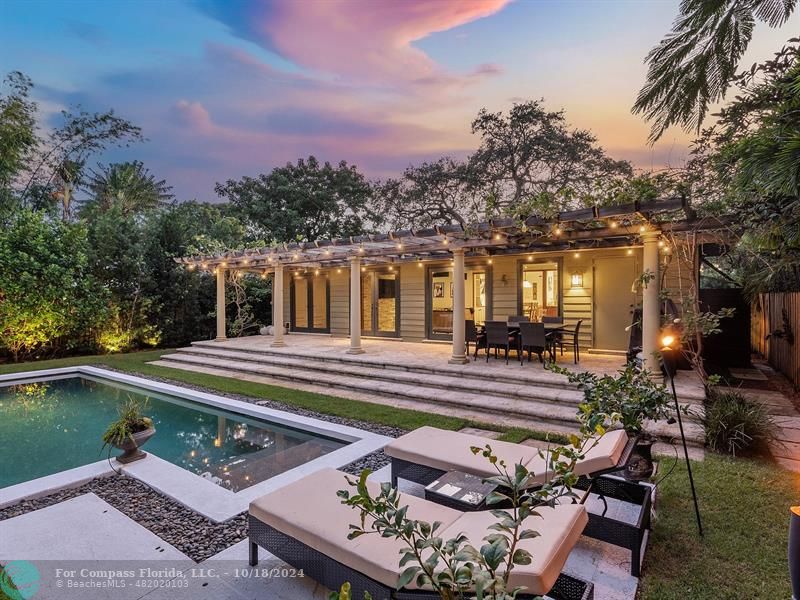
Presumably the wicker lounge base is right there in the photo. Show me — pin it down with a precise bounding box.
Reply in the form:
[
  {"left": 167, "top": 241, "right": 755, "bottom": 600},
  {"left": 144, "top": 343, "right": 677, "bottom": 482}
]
[
  {"left": 248, "top": 514, "right": 594, "bottom": 600},
  {"left": 390, "top": 434, "right": 651, "bottom": 577}
]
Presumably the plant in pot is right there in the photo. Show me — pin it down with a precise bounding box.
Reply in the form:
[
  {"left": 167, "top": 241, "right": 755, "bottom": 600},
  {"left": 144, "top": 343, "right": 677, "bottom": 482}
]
[
  {"left": 101, "top": 398, "right": 156, "bottom": 464},
  {"left": 549, "top": 361, "right": 673, "bottom": 480}
]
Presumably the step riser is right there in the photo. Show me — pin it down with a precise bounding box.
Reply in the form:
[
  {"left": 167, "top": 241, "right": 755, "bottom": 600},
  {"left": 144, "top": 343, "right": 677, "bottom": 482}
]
[
  {"left": 189, "top": 340, "right": 574, "bottom": 390},
  {"left": 171, "top": 348, "right": 581, "bottom": 405},
  {"left": 156, "top": 358, "right": 577, "bottom": 429}
]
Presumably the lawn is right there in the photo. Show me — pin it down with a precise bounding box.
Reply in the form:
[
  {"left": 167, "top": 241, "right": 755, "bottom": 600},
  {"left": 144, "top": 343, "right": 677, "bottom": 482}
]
[
  {"left": 638, "top": 454, "right": 799, "bottom": 599},
  {"left": 2, "top": 351, "right": 797, "bottom": 598}
]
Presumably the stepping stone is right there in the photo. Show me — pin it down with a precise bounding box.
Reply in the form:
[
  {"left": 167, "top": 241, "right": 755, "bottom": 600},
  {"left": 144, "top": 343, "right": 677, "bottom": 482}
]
[
  {"left": 458, "top": 427, "right": 503, "bottom": 439},
  {"left": 729, "top": 368, "right": 768, "bottom": 381},
  {"left": 652, "top": 441, "right": 705, "bottom": 461}
]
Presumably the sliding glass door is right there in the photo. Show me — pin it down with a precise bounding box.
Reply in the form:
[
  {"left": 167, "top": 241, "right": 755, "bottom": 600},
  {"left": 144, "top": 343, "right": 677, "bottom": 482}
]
[{"left": 426, "top": 265, "right": 490, "bottom": 340}]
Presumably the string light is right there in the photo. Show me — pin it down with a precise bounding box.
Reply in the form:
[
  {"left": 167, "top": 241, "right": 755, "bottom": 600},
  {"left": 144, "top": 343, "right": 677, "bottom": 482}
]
[
  {"left": 442, "top": 238, "right": 449, "bottom": 245},
  {"left": 554, "top": 227, "right": 562, "bottom": 236},
  {"left": 574, "top": 252, "right": 580, "bottom": 258},
  {"left": 527, "top": 255, "right": 533, "bottom": 261},
  {"left": 610, "top": 221, "right": 618, "bottom": 228},
  {"left": 487, "top": 259, "right": 493, "bottom": 265}
]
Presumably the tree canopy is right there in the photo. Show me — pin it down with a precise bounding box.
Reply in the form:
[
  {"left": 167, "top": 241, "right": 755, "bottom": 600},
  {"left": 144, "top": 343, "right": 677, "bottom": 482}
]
[{"left": 215, "top": 156, "right": 378, "bottom": 243}]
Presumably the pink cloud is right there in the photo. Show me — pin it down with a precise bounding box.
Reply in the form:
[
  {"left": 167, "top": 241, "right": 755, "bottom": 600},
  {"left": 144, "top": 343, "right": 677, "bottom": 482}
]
[{"left": 253, "top": 0, "right": 511, "bottom": 83}]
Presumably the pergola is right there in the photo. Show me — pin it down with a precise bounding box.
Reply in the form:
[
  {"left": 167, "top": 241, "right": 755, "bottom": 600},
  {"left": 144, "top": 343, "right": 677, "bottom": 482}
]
[{"left": 177, "top": 197, "right": 731, "bottom": 367}]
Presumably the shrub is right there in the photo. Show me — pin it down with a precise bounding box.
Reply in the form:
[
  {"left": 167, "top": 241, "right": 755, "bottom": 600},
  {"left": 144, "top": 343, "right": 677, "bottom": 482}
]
[{"left": 703, "top": 389, "right": 775, "bottom": 456}]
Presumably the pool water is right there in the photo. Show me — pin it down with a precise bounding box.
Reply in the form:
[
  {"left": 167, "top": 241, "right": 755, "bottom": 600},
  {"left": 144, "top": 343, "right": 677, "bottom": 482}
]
[{"left": 0, "top": 376, "right": 347, "bottom": 491}]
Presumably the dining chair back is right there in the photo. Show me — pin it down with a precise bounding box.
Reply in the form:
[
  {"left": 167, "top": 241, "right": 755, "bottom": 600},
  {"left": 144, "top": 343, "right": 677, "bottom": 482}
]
[
  {"left": 542, "top": 315, "right": 564, "bottom": 324},
  {"left": 484, "top": 321, "right": 515, "bottom": 364},
  {"left": 518, "top": 322, "right": 549, "bottom": 364}
]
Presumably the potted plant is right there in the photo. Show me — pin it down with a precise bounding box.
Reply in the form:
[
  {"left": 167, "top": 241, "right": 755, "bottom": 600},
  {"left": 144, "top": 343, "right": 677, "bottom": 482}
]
[
  {"left": 549, "top": 361, "right": 673, "bottom": 480},
  {"left": 101, "top": 398, "right": 156, "bottom": 464}
]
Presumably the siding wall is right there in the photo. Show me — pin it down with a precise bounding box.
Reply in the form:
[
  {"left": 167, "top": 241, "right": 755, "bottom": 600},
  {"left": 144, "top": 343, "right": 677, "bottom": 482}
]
[{"left": 290, "top": 247, "right": 650, "bottom": 350}]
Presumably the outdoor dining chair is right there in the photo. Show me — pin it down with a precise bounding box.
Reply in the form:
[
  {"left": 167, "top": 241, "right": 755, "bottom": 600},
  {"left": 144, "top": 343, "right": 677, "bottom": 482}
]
[
  {"left": 465, "top": 319, "right": 486, "bottom": 360},
  {"left": 518, "top": 321, "right": 549, "bottom": 364},
  {"left": 542, "top": 315, "right": 565, "bottom": 355},
  {"left": 483, "top": 321, "right": 516, "bottom": 364},
  {"left": 551, "top": 319, "right": 583, "bottom": 363}
]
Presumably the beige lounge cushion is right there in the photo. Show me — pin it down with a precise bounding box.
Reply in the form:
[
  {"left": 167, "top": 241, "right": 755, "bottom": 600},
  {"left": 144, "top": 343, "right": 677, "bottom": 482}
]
[
  {"left": 384, "top": 426, "right": 629, "bottom": 484},
  {"left": 439, "top": 504, "right": 588, "bottom": 595},
  {"left": 250, "top": 468, "right": 587, "bottom": 595},
  {"left": 249, "top": 468, "right": 460, "bottom": 588},
  {"left": 385, "top": 426, "right": 545, "bottom": 479}
]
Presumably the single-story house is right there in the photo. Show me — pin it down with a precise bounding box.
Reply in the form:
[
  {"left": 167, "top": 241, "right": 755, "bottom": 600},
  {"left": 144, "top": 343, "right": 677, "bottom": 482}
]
[{"left": 178, "top": 197, "right": 730, "bottom": 370}]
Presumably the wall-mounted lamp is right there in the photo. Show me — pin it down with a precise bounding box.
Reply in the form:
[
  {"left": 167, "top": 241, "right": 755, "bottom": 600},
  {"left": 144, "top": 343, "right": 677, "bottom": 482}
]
[{"left": 570, "top": 272, "right": 584, "bottom": 288}]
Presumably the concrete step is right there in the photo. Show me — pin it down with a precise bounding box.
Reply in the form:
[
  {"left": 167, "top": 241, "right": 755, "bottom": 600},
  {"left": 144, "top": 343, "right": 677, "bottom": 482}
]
[
  {"left": 189, "top": 339, "right": 575, "bottom": 390},
  {"left": 169, "top": 346, "right": 584, "bottom": 405},
  {"left": 154, "top": 354, "right": 584, "bottom": 429},
  {"left": 151, "top": 357, "right": 705, "bottom": 446}
]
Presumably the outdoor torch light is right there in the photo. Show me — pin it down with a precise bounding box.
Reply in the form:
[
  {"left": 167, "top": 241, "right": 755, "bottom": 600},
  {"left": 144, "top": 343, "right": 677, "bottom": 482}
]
[
  {"left": 791, "top": 506, "right": 800, "bottom": 599},
  {"left": 660, "top": 330, "right": 704, "bottom": 537}
]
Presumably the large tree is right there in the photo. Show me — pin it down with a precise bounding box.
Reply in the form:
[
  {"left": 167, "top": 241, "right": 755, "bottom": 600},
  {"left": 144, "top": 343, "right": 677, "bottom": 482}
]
[
  {"left": 633, "top": 0, "right": 796, "bottom": 142},
  {"left": 377, "top": 157, "right": 483, "bottom": 230},
  {"left": 215, "top": 156, "right": 378, "bottom": 243},
  {"left": 468, "top": 101, "right": 632, "bottom": 217}
]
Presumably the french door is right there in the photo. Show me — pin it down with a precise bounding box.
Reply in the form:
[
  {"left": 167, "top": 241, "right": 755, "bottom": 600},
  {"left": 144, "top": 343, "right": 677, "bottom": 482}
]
[
  {"left": 290, "top": 273, "right": 330, "bottom": 333},
  {"left": 361, "top": 271, "right": 399, "bottom": 337}
]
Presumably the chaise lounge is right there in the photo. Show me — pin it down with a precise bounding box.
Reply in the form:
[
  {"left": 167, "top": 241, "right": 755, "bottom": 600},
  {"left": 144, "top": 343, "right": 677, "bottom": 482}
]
[
  {"left": 248, "top": 467, "right": 594, "bottom": 600},
  {"left": 384, "top": 427, "right": 651, "bottom": 577}
]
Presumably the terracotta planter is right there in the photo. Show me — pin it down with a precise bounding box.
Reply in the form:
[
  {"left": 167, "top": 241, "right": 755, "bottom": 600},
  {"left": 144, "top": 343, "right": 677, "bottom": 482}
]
[
  {"left": 625, "top": 435, "right": 655, "bottom": 481},
  {"left": 114, "top": 427, "right": 156, "bottom": 464}
]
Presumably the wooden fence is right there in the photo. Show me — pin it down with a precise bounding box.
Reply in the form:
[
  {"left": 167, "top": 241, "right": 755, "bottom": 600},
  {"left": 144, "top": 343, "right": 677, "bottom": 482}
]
[{"left": 751, "top": 292, "right": 800, "bottom": 389}]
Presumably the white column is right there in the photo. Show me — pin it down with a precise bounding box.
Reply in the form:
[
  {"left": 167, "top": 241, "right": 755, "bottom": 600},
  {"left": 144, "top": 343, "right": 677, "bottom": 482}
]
[
  {"left": 215, "top": 267, "right": 226, "bottom": 341},
  {"left": 272, "top": 264, "right": 286, "bottom": 347},
  {"left": 449, "top": 248, "right": 469, "bottom": 364},
  {"left": 347, "top": 256, "right": 364, "bottom": 354},
  {"left": 641, "top": 230, "right": 661, "bottom": 370}
]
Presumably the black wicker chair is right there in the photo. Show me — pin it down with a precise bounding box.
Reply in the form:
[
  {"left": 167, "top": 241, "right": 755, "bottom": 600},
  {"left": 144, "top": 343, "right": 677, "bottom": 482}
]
[
  {"left": 465, "top": 319, "right": 485, "bottom": 360},
  {"left": 518, "top": 321, "right": 549, "bottom": 364},
  {"left": 483, "top": 320, "right": 516, "bottom": 364}
]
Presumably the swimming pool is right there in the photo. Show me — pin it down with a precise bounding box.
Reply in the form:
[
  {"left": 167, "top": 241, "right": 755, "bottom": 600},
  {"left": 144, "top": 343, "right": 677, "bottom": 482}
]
[{"left": 0, "top": 375, "right": 348, "bottom": 491}]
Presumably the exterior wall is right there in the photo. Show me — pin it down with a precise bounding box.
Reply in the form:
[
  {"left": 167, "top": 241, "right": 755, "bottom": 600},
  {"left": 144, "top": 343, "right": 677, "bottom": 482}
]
[
  {"left": 399, "top": 262, "right": 426, "bottom": 341},
  {"left": 281, "top": 246, "right": 668, "bottom": 351}
]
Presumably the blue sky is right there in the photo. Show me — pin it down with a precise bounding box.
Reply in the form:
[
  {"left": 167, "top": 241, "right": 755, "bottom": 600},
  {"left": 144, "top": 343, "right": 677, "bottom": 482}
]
[{"left": 2, "top": 0, "right": 797, "bottom": 200}]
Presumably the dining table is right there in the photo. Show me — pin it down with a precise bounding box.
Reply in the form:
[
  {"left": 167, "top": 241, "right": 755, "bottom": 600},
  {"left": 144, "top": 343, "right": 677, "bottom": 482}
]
[{"left": 476, "top": 321, "right": 567, "bottom": 363}]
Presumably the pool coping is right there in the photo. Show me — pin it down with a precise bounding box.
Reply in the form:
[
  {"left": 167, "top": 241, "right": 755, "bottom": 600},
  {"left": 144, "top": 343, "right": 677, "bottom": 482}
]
[{"left": 0, "top": 366, "right": 391, "bottom": 521}]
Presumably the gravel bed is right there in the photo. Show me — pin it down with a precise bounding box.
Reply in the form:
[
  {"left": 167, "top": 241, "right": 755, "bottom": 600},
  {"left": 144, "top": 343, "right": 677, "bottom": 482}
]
[
  {"left": 340, "top": 449, "right": 391, "bottom": 475},
  {"left": 97, "top": 364, "right": 407, "bottom": 439},
  {"left": 0, "top": 475, "right": 246, "bottom": 562}
]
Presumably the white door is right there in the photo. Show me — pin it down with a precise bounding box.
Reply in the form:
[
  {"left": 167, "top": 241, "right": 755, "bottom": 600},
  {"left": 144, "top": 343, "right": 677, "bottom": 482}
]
[{"left": 593, "top": 256, "right": 636, "bottom": 351}]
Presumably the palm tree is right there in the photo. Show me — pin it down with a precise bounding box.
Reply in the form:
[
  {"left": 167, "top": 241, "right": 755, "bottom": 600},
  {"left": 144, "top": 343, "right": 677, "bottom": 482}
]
[
  {"left": 84, "top": 161, "right": 174, "bottom": 214},
  {"left": 633, "top": 0, "right": 796, "bottom": 143}
]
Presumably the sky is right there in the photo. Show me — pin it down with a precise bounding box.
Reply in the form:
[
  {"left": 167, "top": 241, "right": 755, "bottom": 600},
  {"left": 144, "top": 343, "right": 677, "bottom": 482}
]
[{"left": 1, "top": 0, "right": 798, "bottom": 201}]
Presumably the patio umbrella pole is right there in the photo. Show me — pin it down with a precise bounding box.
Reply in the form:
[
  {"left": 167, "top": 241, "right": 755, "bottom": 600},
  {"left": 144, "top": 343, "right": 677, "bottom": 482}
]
[{"left": 664, "top": 348, "right": 704, "bottom": 538}]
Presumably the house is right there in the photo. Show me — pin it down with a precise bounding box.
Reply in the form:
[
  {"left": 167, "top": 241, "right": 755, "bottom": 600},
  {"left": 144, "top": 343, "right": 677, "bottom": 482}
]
[{"left": 178, "top": 197, "right": 729, "bottom": 371}]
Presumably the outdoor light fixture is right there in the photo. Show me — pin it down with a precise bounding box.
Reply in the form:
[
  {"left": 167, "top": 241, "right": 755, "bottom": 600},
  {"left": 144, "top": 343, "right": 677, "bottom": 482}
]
[
  {"left": 494, "top": 233, "right": 502, "bottom": 240},
  {"left": 260, "top": 272, "right": 267, "bottom": 279},
  {"left": 417, "top": 261, "right": 422, "bottom": 267},
  {"left": 201, "top": 262, "right": 208, "bottom": 268},
  {"left": 639, "top": 225, "right": 646, "bottom": 233},
  {"left": 336, "top": 268, "right": 342, "bottom": 274},
  {"left": 187, "top": 264, "right": 195, "bottom": 271},
  {"left": 610, "top": 221, "right": 618, "bottom": 228},
  {"left": 358, "top": 247, "right": 364, "bottom": 253},
  {"left": 361, "top": 267, "right": 366, "bottom": 272},
  {"left": 527, "top": 255, "right": 533, "bottom": 261},
  {"left": 396, "top": 243, "right": 403, "bottom": 250},
  {"left": 242, "top": 259, "right": 249, "bottom": 265},
  {"left": 627, "top": 249, "right": 634, "bottom": 255},
  {"left": 442, "top": 238, "right": 449, "bottom": 245},
  {"left": 574, "top": 252, "right": 580, "bottom": 258},
  {"left": 554, "top": 227, "right": 562, "bottom": 235},
  {"left": 487, "top": 259, "right": 493, "bottom": 265},
  {"left": 314, "top": 270, "right": 319, "bottom": 276},
  {"left": 221, "top": 261, "right": 227, "bottom": 267},
  {"left": 570, "top": 272, "right": 583, "bottom": 288},
  {"left": 660, "top": 330, "right": 704, "bottom": 537}
]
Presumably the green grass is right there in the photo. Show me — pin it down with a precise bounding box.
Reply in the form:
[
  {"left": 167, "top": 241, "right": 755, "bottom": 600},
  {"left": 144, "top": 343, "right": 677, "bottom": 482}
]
[
  {"left": 0, "top": 350, "right": 555, "bottom": 442},
  {"left": 638, "top": 454, "right": 799, "bottom": 599}
]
